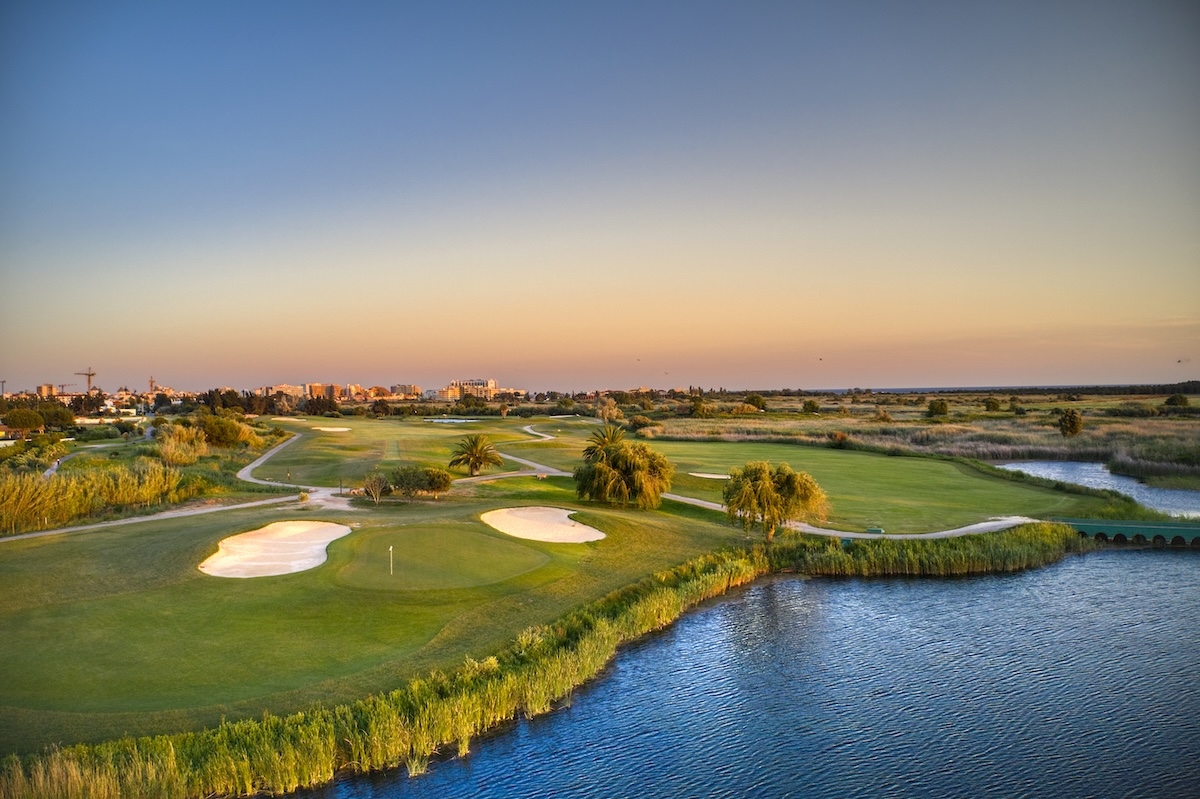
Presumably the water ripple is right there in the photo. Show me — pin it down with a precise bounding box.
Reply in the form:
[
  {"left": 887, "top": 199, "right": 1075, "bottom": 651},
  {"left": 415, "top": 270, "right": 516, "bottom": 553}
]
[{"left": 304, "top": 552, "right": 1200, "bottom": 799}]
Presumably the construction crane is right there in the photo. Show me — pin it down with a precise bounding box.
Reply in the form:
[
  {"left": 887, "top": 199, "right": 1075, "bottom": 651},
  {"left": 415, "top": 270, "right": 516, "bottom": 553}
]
[
  {"left": 56, "top": 383, "right": 76, "bottom": 395},
  {"left": 75, "top": 367, "right": 96, "bottom": 393}
]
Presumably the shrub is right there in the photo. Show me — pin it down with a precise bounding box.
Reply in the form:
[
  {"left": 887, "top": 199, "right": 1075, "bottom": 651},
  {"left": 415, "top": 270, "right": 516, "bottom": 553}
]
[
  {"left": 1105, "top": 402, "right": 1158, "bottom": 418},
  {"left": 362, "top": 473, "right": 391, "bottom": 504},
  {"left": 158, "top": 425, "right": 208, "bottom": 466},
  {"left": 1058, "top": 408, "right": 1084, "bottom": 438}
]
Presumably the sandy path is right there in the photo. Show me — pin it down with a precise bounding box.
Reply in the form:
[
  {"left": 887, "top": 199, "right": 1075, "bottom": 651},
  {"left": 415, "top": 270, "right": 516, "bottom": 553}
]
[
  {"left": 236, "top": 434, "right": 353, "bottom": 510},
  {"left": 520, "top": 424, "right": 556, "bottom": 441}
]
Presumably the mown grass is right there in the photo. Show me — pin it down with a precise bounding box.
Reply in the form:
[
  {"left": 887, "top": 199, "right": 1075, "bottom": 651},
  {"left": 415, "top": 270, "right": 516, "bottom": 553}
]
[
  {"left": 0, "top": 477, "right": 743, "bottom": 754},
  {"left": 255, "top": 417, "right": 537, "bottom": 485},
  {"left": 657, "top": 440, "right": 1116, "bottom": 531},
  {"left": 0, "top": 412, "right": 1172, "bottom": 798},
  {"left": 0, "top": 522, "right": 1090, "bottom": 798}
]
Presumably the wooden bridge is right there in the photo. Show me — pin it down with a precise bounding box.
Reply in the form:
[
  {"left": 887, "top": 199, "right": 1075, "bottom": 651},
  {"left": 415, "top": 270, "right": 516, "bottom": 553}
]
[{"left": 1053, "top": 518, "right": 1200, "bottom": 547}]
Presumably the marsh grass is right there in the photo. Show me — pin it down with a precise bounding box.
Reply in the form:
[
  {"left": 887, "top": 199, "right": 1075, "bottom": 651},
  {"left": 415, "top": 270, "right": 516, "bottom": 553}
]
[
  {"left": 0, "top": 462, "right": 200, "bottom": 536},
  {"left": 1, "top": 524, "right": 1094, "bottom": 798},
  {"left": 653, "top": 412, "right": 1200, "bottom": 472},
  {"left": 772, "top": 522, "right": 1094, "bottom": 577}
]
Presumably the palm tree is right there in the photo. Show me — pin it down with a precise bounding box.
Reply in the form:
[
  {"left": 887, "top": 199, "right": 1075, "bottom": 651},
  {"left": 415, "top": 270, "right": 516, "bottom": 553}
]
[
  {"left": 723, "top": 461, "right": 828, "bottom": 542},
  {"left": 582, "top": 423, "right": 626, "bottom": 464},
  {"left": 449, "top": 434, "right": 504, "bottom": 477}
]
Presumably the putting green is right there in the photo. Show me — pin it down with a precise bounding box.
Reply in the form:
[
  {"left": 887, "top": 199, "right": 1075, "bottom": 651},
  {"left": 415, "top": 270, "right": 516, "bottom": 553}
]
[{"left": 336, "top": 525, "right": 551, "bottom": 591}]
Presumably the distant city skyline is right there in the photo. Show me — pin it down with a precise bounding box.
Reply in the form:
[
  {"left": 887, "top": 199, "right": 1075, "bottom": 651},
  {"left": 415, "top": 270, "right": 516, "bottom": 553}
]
[{"left": 2, "top": 2, "right": 1197, "bottom": 393}]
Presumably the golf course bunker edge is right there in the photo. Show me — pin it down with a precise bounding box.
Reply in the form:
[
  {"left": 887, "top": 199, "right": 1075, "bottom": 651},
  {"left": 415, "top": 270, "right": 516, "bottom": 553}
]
[
  {"left": 480, "top": 506, "right": 606, "bottom": 543},
  {"left": 199, "top": 521, "right": 353, "bottom": 578}
]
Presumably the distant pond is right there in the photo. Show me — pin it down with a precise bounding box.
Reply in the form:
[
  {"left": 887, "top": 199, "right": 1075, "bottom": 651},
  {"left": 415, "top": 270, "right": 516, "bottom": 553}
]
[
  {"left": 300, "top": 551, "right": 1199, "bottom": 799},
  {"left": 996, "top": 461, "right": 1200, "bottom": 518}
]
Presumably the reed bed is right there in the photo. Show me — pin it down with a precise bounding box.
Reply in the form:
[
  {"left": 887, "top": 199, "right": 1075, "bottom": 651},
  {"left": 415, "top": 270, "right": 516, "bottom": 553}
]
[
  {"left": 0, "top": 524, "right": 1094, "bottom": 799},
  {"left": 777, "top": 522, "right": 1093, "bottom": 577},
  {"left": 652, "top": 414, "right": 1200, "bottom": 471},
  {"left": 0, "top": 462, "right": 202, "bottom": 537}
]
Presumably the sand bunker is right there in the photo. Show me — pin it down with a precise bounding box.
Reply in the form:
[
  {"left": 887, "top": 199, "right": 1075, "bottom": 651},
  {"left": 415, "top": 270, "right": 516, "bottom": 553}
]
[
  {"left": 480, "top": 507, "right": 605, "bottom": 543},
  {"left": 199, "top": 521, "right": 352, "bottom": 578},
  {"left": 689, "top": 472, "right": 731, "bottom": 480},
  {"left": 312, "top": 426, "right": 351, "bottom": 432}
]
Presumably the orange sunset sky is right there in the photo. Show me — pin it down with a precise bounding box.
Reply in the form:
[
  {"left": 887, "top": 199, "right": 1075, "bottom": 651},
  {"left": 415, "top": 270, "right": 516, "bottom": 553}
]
[{"left": 2, "top": 2, "right": 1197, "bottom": 393}]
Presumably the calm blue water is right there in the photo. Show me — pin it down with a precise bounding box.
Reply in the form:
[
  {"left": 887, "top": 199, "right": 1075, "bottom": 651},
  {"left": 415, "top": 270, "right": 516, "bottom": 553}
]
[
  {"left": 996, "top": 461, "right": 1200, "bottom": 518},
  {"left": 303, "top": 551, "right": 1200, "bottom": 799}
]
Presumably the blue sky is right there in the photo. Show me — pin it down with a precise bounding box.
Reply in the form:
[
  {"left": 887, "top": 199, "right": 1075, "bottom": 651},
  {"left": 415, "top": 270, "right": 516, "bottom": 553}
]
[{"left": 2, "top": 1, "right": 1197, "bottom": 393}]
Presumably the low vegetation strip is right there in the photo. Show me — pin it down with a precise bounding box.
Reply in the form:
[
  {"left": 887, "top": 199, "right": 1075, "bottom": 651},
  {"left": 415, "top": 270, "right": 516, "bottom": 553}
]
[
  {"left": 0, "top": 464, "right": 201, "bottom": 537},
  {"left": 774, "top": 521, "right": 1095, "bottom": 576},
  {"left": 0, "top": 523, "right": 1088, "bottom": 799}
]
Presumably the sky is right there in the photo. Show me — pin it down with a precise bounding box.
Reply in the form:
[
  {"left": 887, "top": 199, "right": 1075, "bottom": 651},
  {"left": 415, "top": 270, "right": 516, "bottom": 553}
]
[{"left": 1, "top": 0, "right": 1198, "bottom": 394}]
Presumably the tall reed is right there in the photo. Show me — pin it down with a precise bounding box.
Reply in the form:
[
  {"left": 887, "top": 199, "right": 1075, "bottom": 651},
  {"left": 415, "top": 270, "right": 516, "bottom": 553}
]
[
  {"left": 0, "top": 524, "right": 1093, "bottom": 798},
  {"left": 0, "top": 461, "right": 202, "bottom": 537}
]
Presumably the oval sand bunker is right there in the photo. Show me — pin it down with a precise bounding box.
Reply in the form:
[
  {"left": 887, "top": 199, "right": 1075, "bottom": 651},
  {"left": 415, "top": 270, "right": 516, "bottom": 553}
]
[
  {"left": 689, "top": 472, "right": 731, "bottom": 480},
  {"left": 312, "top": 426, "right": 351, "bottom": 432},
  {"left": 480, "top": 507, "right": 605, "bottom": 543},
  {"left": 199, "top": 521, "right": 352, "bottom": 578}
]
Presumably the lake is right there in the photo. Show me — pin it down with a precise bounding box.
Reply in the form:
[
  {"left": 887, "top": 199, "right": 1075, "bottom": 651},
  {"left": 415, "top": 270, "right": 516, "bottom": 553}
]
[
  {"left": 301, "top": 550, "right": 1199, "bottom": 799},
  {"left": 996, "top": 460, "right": 1200, "bottom": 518}
]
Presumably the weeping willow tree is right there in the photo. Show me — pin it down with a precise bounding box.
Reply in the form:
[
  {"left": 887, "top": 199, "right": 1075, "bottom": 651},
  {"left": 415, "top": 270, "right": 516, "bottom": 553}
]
[
  {"left": 574, "top": 437, "right": 674, "bottom": 510},
  {"left": 723, "top": 461, "right": 828, "bottom": 542}
]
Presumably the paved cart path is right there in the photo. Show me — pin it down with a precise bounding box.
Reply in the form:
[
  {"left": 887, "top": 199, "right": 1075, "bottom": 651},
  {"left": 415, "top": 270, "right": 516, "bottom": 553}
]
[{"left": 5, "top": 424, "right": 1040, "bottom": 543}]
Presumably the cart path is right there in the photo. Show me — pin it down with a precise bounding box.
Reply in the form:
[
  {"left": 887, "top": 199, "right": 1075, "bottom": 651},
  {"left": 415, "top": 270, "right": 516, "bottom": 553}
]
[
  {"left": 484, "top": 426, "right": 1043, "bottom": 540},
  {"left": 4, "top": 424, "right": 1040, "bottom": 543}
]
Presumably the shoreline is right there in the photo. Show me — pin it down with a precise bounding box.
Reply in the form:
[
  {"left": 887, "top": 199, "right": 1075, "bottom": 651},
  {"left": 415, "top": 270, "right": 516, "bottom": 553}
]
[{"left": 2, "top": 522, "right": 1104, "bottom": 798}]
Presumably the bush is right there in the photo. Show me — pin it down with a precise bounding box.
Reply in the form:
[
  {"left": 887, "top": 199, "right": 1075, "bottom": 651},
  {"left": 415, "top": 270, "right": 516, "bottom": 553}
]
[
  {"left": 390, "top": 466, "right": 454, "bottom": 499},
  {"left": 158, "top": 425, "right": 208, "bottom": 466},
  {"left": 1105, "top": 402, "right": 1159, "bottom": 418},
  {"left": 927, "top": 399, "right": 949, "bottom": 417},
  {"left": 1058, "top": 408, "right": 1084, "bottom": 438}
]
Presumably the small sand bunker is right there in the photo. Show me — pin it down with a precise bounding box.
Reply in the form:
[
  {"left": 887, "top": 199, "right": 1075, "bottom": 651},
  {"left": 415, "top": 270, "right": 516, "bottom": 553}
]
[
  {"left": 481, "top": 507, "right": 605, "bottom": 543},
  {"left": 312, "top": 426, "right": 351, "bottom": 432},
  {"left": 199, "top": 521, "right": 352, "bottom": 578},
  {"left": 689, "top": 472, "right": 731, "bottom": 480}
]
